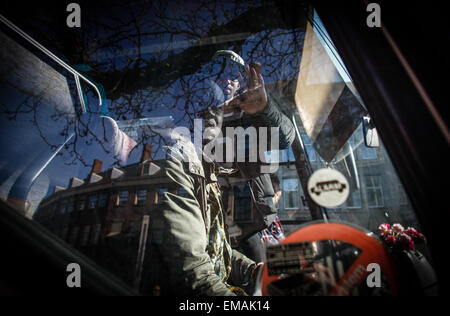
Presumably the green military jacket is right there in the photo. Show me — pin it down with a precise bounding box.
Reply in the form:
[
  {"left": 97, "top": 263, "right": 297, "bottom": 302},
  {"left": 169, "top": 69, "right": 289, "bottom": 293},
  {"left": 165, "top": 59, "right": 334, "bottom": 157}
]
[{"left": 146, "top": 96, "right": 295, "bottom": 296}]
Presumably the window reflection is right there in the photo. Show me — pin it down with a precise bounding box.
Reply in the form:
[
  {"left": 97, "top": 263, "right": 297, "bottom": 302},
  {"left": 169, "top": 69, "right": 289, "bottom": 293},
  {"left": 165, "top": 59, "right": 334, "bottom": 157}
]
[
  {"left": 89, "top": 195, "right": 98, "bottom": 209},
  {"left": 137, "top": 189, "right": 148, "bottom": 206},
  {"left": 118, "top": 191, "right": 129, "bottom": 207},
  {"left": 365, "top": 175, "right": 384, "bottom": 208},
  {"left": 360, "top": 145, "right": 377, "bottom": 160},
  {"left": 282, "top": 178, "right": 300, "bottom": 210},
  {"left": 0, "top": 1, "right": 427, "bottom": 294}
]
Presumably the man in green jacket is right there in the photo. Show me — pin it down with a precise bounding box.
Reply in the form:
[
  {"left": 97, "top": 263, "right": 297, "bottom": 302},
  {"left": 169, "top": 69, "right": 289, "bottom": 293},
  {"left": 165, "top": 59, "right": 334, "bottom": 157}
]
[{"left": 145, "top": 51, "right": 295, "bottom": 296}]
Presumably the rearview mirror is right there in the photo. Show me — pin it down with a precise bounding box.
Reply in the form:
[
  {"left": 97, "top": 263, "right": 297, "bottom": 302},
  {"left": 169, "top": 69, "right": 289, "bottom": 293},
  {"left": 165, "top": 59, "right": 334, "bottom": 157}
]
[{"left": 363, "top": 116, "right": 379, "bottom": 148}]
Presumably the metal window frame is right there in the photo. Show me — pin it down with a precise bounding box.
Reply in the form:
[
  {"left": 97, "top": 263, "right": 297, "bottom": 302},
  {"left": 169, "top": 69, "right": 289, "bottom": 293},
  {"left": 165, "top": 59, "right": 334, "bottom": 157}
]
[
  {"left": 0, "top": 14, "right": 102, "bottom": 113},
  {"left": 312, "top": 0, "right": 448, "bottom": 286}
]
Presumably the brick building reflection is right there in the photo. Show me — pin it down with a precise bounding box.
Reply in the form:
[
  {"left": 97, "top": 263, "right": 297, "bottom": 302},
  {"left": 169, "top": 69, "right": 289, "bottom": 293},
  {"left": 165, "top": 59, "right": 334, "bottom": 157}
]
[{"left": 33, "top": 144, "right": 173, "bottom": 290}]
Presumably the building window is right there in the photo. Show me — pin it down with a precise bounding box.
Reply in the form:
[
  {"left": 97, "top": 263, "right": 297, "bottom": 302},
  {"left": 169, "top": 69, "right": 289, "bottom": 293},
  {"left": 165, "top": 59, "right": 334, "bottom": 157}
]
[
  {"left": 365, "top": 176, "right": 384, "bottom": 208},
  {"left": 137, "top": 189, "right": 148, "bottom": 206},
  {"left": 283, "top": 178, "right": 300, "bottom": 209},
  {"left": 233, "top": 182, "right": 252, "bottom": 223},
  {"left": 60, "top": 201, "right": 68, "bottom": 214},
  {"left": 51, "top": 204, "right": 57, "bottom": 216},
  {"left": 281, "top": 147, "right": 295, "bottom": 163},
  {"left": 157, "top": 188, "right": 168, "bottom": 204},
  {"left": 91, "top": 224, "right": 102, "bottom": 245},
  {"left": 78, "top": 198, "right": 86, "bottom": 211},
  {"left": 143, "top": 163, "right": 150, "bottom": 175},
  {"left": 99, "top": 193, "right": 108, "bottom": 208},
  {"left": 80, "top": 226, "right": 91, "bottom": 246},
  {"left": 89, "top": 195, "right": 98, "bottom": 209},
  {"left": 109, "top": 222, "right": 123, "bottom": 236},
  {"left": 119, "top": 190, "right": 129, "bottom": 206},
  {"left": 68, "top": 226, "right": 79, "bottom": 246},
  {"left": 360, "top": 145, "right": 377, "bottom": 160},
  {"left": 345, "top": 190, "right": 362, "bottom": 209},
  {"left": 67, "top": 199, "right": 74, "bottom": 213},
  {"left": 300, "top": 133, "right": 317, "bottom": 162},
  {"left": 305, "top": 145, "right": 317, "bottom": 162}
]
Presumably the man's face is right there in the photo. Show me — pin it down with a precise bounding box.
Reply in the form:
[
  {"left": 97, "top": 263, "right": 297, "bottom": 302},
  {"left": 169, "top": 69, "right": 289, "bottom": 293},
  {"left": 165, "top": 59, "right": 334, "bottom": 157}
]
[
  {"left": 200, "top": 57, "right": 245, "bottom": 143},
  {"left": 210, "top": 56, "right": 246, "bottom": 100},
  {"left": 203, "top": 104, "right": 223, "bottom": 143},
  {"left": 225, "top": 78, "right": 240, "bottom": 100}
]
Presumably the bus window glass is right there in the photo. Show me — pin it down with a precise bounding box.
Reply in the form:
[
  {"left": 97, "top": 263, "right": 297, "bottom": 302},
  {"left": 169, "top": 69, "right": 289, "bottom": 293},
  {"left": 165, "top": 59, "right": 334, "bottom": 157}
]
[{"left": 0, "top": 1, "right": 430, "bottom": 294}]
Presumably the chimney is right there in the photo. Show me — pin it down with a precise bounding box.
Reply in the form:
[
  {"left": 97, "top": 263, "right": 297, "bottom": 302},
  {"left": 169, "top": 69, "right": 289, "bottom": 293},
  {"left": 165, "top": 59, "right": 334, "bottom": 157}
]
[
  {"left": 141, "top": 144, "right": 152, "bottom": 163},
  {"left": 91, "top": 159, "right": 103, "bottom": 175},
  {"left": 69, "top": 177, "right": 84, "bottom": 188},
  {"left": 110, "top": 168, "right": 124, "bottom": 179},
  {"left": 53, "top": 186, "right": 66, "bottom": 193}
]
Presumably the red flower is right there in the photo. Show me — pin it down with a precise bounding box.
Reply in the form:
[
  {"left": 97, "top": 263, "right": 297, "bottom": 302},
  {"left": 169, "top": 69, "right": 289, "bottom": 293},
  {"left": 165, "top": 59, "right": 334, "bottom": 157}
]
[
  {"left": 378, "top": 223, "right": 425, "bottom": 251},
  {"left": 398, "top": 233, "right": 415, "bottom": 251},
  {"left": 392, "top": 224, "right": 405, "bottom": 233},
  {"left": 379, "top": 223, "right": 391, "bottom": 236},
  {"left": 405, "top": 227, "right": 426, "bottom": 242},
  {"left": 384, "top": 235, "right": 396, "bottom": 247}
]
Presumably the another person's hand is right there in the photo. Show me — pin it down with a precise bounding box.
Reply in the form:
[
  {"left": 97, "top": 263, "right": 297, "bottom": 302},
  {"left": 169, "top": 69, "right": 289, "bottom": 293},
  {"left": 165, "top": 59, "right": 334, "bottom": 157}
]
[
  {"left": 304, "top": 263, "right": 337, "bottom": 288},
  {"left": 252, "top": 262, "right": 265, "bottom": 281}
]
